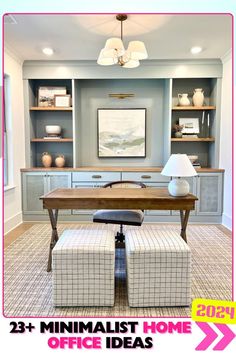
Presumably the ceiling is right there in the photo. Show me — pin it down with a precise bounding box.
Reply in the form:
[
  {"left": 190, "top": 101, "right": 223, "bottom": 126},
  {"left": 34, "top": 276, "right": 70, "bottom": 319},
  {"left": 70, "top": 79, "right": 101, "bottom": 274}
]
[{"left": 4, "top": 14, "right": 232, "bottom": 61}]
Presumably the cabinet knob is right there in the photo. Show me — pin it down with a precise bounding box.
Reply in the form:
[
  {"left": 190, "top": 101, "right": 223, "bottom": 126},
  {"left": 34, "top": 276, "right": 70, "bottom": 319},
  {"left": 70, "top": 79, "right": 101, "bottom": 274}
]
[
  {"left": 141, "top": 175, "right": 151, "bottom": 179},
  {"left": 92, "top": 175, "right": 102, "bottom": 179}
]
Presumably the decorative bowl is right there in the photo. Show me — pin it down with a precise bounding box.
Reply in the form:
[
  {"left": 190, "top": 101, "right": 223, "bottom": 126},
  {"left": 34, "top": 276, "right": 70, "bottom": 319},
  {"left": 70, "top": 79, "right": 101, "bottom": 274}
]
[
  {"left": 45, "top": 125, "right": 61, "bottom": 135},
  {"left": 187, "top": 155, "right": 198, "bottom": 164}
]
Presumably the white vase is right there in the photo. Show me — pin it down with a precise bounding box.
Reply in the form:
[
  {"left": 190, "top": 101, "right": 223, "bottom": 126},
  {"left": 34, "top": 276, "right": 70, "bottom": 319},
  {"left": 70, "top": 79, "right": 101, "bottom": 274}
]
[
  {"left": 178, "top": 93, "right": 190, "bottom": 106},
  {"left": 193, "top": 88, "right": 204, "bottom": 106},
  {"left": 55, "top": 155, "right": 65, "bottom": 168}
]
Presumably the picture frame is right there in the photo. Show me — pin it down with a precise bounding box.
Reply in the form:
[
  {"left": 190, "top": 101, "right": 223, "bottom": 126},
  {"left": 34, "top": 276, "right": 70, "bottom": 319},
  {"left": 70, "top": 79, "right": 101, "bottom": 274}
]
[
  {"left": 179, "top": 117, "right": 200, "bottom": 134},
  {"left": 54, "top": 94, "right": 71, "bottom": 107},
  {"left": 38, "top": 86, "right": 67, "bottom": 107},
  {"left": 97, "top": 108, "right": 146, "bottom": 158}
]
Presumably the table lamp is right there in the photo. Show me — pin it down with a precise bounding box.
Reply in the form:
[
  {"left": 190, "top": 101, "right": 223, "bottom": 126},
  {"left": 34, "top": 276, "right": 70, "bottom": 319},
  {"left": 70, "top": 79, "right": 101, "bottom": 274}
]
[{"left": 161, "top": 154, "right": 197, "bottom": 196}]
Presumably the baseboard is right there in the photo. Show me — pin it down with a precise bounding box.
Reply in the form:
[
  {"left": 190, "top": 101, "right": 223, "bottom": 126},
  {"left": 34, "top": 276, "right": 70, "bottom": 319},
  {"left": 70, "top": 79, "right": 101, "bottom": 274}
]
[
  {"left": 222, "top": 213, "right": 232, "bottom": 231},
  {"left": 4, "top": 212, "right": 23, "bottom": 235}
]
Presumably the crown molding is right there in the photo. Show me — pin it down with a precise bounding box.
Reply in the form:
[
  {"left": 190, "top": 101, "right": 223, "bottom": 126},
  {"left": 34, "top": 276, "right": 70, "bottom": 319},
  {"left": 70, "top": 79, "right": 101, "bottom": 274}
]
[
  {"left": 23, "top": 58, "right": 222, "bottom": 67},
  {"left": 22, "top": 58, "right": 223, "bottom": 80},
  {"left": 4, "top": 45, "right": 24, "bottom": 65},
  {"left": 221, "top": 49, "right": 232, "bottom": 64}
]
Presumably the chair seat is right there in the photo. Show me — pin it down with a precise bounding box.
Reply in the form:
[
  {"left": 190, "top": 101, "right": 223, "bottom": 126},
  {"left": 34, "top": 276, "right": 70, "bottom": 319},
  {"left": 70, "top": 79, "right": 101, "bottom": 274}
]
[{"left": 93, "top": 209, "right": 144, "bottom": 226}]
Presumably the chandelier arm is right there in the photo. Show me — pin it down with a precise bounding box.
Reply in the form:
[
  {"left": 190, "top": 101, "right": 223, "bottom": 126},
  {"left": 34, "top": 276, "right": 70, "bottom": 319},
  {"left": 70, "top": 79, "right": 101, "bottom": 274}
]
[{"left": 120, "top": 19, "right": 123, "bottom": 41}]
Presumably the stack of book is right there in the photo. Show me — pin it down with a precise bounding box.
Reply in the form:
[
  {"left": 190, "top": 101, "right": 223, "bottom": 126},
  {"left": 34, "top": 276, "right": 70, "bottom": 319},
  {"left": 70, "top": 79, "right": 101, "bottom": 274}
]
[
  {"left": 193, "top": 162, "right": 201, "bottom": 168},
  {"left": 182, "top": 134, "right": 198, "bottom": 138},
  {"left": 44, "top": 135, "right": 62, "bottom": 139}
]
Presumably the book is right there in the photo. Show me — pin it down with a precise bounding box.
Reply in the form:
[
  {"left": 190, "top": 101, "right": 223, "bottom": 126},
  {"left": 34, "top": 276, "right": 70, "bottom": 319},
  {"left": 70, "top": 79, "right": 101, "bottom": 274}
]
[
  {"left": 43, "top": 136, "right": 62, "bottom": 139},
  {"left": 182, "top": 134, "right": 198, "bottom": 138}
]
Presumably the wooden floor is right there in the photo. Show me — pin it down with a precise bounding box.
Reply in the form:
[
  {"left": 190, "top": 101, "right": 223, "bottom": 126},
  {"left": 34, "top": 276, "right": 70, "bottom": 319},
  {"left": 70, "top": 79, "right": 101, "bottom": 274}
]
[{"left": 4, "top": 222, "right": 232, "bottom": 249}]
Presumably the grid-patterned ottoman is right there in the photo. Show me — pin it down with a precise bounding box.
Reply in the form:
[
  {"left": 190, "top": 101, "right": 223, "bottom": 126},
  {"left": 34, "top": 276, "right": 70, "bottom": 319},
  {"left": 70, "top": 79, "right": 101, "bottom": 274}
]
[
  {"left": 125, "top": 229, "right": 191, "bottom": 307},
  {"left": 52, "top": 229, "right": 115, "bottom": 307}
]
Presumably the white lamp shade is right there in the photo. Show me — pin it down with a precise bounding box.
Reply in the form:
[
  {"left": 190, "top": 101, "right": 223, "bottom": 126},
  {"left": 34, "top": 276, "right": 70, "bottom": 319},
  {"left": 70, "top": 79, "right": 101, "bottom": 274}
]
[
  {"left": 161, "top": 154, "right": 198, "bottom": 177},
  {"left": 104, "top": 37, "right": 125, "bottom": 56},
  {"left": 127, "top": 41, "right": 148, "bottom": 60},
  {"left": 122, "top": 59, "right": 140, "bottom": 68},
  {"left": 97, "top": 49, "right": 118, "bottom": 66}
]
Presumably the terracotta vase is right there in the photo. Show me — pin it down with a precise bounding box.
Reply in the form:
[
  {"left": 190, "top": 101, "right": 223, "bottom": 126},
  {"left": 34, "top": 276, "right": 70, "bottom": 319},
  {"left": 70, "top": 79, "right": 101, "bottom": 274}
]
[
  {"left": 55, "top": 154, "right": 65, "bottom": 168},
  {"left": 41, "top": 152, "right": 52, "bottom": 168}
]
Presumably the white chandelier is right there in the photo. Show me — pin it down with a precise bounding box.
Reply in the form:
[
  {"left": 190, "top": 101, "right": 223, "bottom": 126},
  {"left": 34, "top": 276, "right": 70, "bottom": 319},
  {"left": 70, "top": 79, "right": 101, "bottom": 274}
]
[{"left": 97, "top": 14, "right": 148, "bottom": 68}]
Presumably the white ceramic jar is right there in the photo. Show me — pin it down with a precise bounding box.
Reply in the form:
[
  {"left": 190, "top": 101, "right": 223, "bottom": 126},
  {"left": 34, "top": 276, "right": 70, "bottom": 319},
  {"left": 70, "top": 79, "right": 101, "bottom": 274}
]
[
  {"left": 193, "top": 88, "right": 204, "bottom": 106},
  {"left": 178, "top": 93, "right": 190, "bottom": 106}
]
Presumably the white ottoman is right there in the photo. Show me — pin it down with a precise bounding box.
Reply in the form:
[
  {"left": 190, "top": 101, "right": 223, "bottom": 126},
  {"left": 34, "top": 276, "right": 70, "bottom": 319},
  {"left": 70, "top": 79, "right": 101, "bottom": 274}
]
[
  {"left": 52, "top": 229, "right": 115, "bottom": 307},
  {"left": 125, "top": 229, "right": 191, "bottom": 307}
]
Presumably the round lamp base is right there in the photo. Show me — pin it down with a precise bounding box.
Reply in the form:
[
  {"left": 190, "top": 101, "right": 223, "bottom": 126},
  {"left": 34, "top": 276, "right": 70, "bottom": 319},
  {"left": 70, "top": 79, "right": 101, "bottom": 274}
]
[{"left": 168, "top": 179, "right": 190, "bottom": 196}]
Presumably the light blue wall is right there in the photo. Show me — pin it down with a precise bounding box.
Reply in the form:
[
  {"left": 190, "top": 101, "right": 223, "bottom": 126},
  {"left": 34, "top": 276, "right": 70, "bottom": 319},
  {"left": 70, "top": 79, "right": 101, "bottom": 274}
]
[{"left": 75, "top": 79, "right": 166, "bottom": 167}]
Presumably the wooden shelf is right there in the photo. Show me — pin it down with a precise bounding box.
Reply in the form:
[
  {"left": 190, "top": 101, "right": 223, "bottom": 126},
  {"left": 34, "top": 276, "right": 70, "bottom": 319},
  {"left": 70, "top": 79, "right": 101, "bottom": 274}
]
[
  {"left": 30, "top": 106, "right": 72, "bottom": 111},
  {"left": 31, "top": 138, "right": 73, "bottom": 143},
  {"left": 171, "top": 138, "right": 215, "bottom": 142},
  {"left": 172, "top": 106, "right": 216, "bottom": 111}
]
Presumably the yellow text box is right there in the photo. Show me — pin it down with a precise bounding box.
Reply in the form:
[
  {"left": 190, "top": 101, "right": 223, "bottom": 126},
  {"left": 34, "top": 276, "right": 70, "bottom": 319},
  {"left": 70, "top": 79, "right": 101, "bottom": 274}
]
[{"left": 192, "top": 299, "right": 236, "bottom": 324}]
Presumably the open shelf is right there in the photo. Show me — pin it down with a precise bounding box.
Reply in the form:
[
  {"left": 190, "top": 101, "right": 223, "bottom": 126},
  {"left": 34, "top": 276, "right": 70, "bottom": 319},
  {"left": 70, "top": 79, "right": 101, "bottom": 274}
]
[
  {"left": 31, "top": 138, "right": 73, "bottom": 142},
  {"left": 171, "top": 138, "right": 215, "bottom": 142},
  {"left": 30, "top": 106, "right": 72, "bottom": 111},
  {"left": 172, "top": 106, "right": 216, "bottom": 111}
]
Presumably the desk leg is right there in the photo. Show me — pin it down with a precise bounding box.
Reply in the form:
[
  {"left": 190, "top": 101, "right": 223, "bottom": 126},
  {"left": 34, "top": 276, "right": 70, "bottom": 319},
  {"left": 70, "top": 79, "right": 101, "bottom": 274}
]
[
  {"left": 180, "top": 210, "right": 190, "bottom": 243},
  {"left": 47, "top": 209, "right": 59, "bottom": 272}
]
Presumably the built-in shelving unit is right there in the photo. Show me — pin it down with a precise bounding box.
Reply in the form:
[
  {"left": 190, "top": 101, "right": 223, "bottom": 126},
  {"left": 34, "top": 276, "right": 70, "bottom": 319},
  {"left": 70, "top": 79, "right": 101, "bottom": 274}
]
[
  {"left": 30, "top": 106, "right": 73, "bottom": 111},
  {"left": 31, "top": 138, "right": 73, "bottom": 143},
  {"left": 171, "top": 78, "right": 220, "bottom": 168},
  {"left": 23, "top": 73, "right": 221, "bottom": 170},
  {"left": 26, "top": 79, "right": 74, "bottom": 167},
  {"left": 172, "top": 106, "right": 216, "bottom": 111},
  {"left": 171, "top": 138, "right": 215, "bottom": 142}
]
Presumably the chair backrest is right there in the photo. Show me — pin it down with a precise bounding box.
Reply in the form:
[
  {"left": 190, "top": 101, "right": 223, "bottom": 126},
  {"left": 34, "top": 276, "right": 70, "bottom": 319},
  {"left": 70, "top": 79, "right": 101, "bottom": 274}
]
[{"left": 103, "top": 180, "right": 146, "bottom": 189}]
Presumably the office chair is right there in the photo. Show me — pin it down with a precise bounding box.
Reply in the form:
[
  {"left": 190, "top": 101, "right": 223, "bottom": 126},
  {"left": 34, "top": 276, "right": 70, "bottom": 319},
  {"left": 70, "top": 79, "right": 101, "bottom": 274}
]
[{"left": 93, "top": 180, "right": 146, "bottom": 243}]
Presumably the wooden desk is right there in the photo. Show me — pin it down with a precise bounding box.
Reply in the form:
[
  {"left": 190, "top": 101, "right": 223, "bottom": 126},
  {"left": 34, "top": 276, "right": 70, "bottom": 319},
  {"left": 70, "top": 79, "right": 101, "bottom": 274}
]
[{"left": 41, "top": 188, "right": 198, "bottom": 271}]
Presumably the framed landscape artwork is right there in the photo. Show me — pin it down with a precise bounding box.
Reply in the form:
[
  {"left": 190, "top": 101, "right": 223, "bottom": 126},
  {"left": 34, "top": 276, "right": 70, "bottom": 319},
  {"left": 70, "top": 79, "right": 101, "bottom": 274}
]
[{"left": 97, "top": 108, "right": 146, "bottom": 157}]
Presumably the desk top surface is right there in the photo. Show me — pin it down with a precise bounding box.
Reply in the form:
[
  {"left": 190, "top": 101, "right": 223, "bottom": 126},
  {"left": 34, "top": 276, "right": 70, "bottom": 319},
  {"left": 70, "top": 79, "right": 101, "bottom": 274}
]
[
  {"left": 41, "top": 188, "right": 198, "bottom": 201},
  {"left": 41, "top": 188, "right": 197, "bottom": 211}
]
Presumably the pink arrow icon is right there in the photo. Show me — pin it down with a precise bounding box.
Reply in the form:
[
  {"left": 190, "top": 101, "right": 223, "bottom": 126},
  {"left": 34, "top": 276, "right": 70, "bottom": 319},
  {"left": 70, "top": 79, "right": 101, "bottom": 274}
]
[
  {"left": 196, "top": 322, "right": 218, "bottom": 350},
  {"left": 195, "top": 322, "right": 236, "bottom": 351},
  {"left": 213, "top": 324, "right": 236, "bottom": 351}
]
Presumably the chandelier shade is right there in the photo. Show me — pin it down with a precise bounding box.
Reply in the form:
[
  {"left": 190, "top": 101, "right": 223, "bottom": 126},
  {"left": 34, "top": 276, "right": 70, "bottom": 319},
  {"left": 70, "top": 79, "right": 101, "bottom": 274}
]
[
  {"left": 97, "top": 14, "right": 148, "bottom": 68},
  {"left": 97, "top": 49, "right": 118, "bottom": 66},
  {"left": 104, "top": 37, "right": 125, "bottom": 56},
  {"left": 122, "top": 59, "right": 140, "bottom": 68},
  {"left": 127, "top": 41, "right": 148, "bottom": 60}
]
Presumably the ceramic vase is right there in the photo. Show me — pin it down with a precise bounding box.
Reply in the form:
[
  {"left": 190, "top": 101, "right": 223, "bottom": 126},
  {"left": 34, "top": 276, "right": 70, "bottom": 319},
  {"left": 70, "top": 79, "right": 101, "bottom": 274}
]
[
  {"left": 178, "top": 93, "right": 190, "bottom": 106},
  {"left": 193, "top": 88, "right": 204, "bottom": 106},
  {"left": 55, "top": 154, "right": 65, "bottom": 168},
  {"left": 41, "top": 152, "right": 52, "bottom": 168},
  {"left": 175, "top": 131, "right": 182, "bottom": 138}
]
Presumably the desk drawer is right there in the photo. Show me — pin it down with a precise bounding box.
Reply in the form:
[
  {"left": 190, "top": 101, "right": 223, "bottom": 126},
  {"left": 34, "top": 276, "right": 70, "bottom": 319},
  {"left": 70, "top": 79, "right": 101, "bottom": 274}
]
[
  {"left": 72, "top": 171, "right": 121, "bottom": 182},
  {"left": 122, "top": 172, "right": 170, "bottom": 183}
]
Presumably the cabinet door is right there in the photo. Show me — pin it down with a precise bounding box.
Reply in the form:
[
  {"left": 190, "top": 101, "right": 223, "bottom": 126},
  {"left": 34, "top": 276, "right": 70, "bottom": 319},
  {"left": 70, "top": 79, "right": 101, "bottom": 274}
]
[
  {"left": 47, "top": 172, "right": 72, "bottom": 215},
  {"left": 196, "top": 173, "right": 223, "bottom": 215},
  {"left": 72, "top": 182, "right": 105, "bottom": 215},
  {"left": 145, "top": 183, "right": 171, "bottom": 216},
  {"left": 22, "top": 172, "right": 47, "bottom": 214}
]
